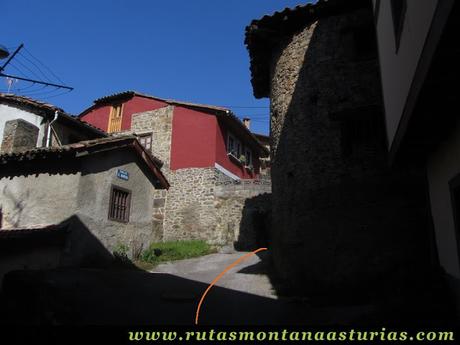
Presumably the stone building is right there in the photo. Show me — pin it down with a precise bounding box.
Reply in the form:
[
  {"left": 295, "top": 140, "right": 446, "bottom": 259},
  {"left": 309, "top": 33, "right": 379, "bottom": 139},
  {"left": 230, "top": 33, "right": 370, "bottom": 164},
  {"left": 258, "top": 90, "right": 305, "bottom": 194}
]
[
  {"left": 253, "top": 132, "right": 271, "bottom": 179},
  {"left": 0, "top": 135, "right": 168, "bottom": 281},
  {"left": 373, "top": 0, "right": 459, "bottom": 314},
  {"left": 79, "top": 91, "right": 270, "bottom": 246},
  {"left": 0, "top": 93, "right": 106, "bottom": 153},
  {"left": 245, "top": 0, "right": 434, "bottom": 302}
]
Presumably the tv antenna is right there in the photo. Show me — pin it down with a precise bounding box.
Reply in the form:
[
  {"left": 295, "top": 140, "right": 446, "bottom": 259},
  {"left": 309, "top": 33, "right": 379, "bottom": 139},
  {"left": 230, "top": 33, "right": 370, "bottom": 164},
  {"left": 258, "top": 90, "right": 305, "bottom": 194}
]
[{"left": 0, "top": 43, "right": 73, "bottom": 99}]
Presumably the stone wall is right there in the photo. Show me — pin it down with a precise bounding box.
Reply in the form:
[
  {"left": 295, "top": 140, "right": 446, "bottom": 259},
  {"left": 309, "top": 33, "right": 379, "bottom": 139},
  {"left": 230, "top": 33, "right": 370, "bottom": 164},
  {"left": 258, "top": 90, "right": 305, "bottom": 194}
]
[
  {"left": 132, "top": 106, "right": 173, "bottom": 239},
  {"left": 1, "top": 119, "right": 39, "bottom": 154},
  {"left": 162, "top": 166, "right": 271, "bottom": 247},
  {"left": 130, "top": 106, "right": 272, "bottom": 248},
  {"left": 267, "top": 6, "right": 432, "bottom": 300},
  {"left": 132, "top": 106, "right": 174, "bottom": 170},
  {"left": 215, "top": 176, "right": 271, "bottom": 249},
  {"left": 152, "top": 189, "right": 167, "bottom": 242},
  {"left": 162, "top": 167, "right": 217, "bottom": 242}
]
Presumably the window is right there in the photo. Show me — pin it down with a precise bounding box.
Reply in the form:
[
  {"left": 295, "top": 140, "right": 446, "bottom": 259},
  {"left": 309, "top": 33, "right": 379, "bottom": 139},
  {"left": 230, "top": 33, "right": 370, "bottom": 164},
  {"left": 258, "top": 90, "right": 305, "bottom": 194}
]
[
  {"left": 391, "top": 0, "right": 407, "bottom": 52},
  {"left": 245, "top": 148, "right": 253, "bottom": 167},
  {"left": 235, "top": 141, "right": 242, "bottom": 158},
  {"left": 227, "top": 133, "right": 241, "bottom": 157},
  {"left": 108, "top": 186, "right": 131, "bottom": 223},
  {"left": 139, "top": 133, "right": 152, "bottom": 151},
  {"left": 227, "top": 135, "right": 235, "bottom": 154},
  {"left": 108, "top": 104, "right": 123, "bottom": 133}
]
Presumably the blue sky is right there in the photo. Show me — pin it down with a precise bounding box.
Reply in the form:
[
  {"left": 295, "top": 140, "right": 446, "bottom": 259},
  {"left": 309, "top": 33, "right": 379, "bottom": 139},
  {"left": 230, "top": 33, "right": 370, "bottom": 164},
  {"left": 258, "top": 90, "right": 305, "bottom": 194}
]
[{"left": 2, "top": 1, "right": 309, "bottom": 135}]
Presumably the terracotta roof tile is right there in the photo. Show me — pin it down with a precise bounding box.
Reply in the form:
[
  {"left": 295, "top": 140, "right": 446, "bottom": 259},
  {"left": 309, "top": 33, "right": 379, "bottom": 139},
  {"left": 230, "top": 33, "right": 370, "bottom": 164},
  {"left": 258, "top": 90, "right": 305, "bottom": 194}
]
[
  {"left": 0, "top": 93, "right": 107, "bottom": 137},
  {"left": 82, "top": 90, "right": 269, "bottom": 155},
  {"left": 92, "top": 90, "right": 230, "bottom": 113},
  {"left": 0, "top": 135, "right": 169, "bottom": 189}
]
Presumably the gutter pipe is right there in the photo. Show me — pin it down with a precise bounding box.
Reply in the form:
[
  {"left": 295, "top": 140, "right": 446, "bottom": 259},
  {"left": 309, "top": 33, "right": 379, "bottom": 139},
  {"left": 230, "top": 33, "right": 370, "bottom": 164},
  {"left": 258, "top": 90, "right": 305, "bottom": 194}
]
[{"left": 46, "top": 110, "right": 59, "bottom": 147}]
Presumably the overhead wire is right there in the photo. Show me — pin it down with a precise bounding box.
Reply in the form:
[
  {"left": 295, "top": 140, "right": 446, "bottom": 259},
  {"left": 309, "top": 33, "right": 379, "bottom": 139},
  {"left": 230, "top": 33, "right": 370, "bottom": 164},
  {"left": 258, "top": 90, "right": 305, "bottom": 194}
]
[
  {"left": 0, "top": 45, "right": 72, "bottom": 101},
  {"left": 18, "top": 86, "right": 61, "bottom": 97},
  {"left": 18, "top": 51, "right": 55, "bottom": 83},
  {"left": 22, "top": 47, "right": 65, "bottom": 84},
  {"left": 40, "top": 88, "right": 73, "bottom": 100},
  {"left": 6, "top": 63, "right": 29, "bottom": 79},
  {"left": 10, "top": 58, "right": 44, "bottom": 82}
]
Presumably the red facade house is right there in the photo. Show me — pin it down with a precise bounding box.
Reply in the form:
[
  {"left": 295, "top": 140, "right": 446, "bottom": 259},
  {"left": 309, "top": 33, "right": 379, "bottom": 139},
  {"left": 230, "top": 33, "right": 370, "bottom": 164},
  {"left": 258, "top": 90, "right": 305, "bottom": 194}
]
[{"left": 79, "top": 91, "right": 267, "bottom": 180}]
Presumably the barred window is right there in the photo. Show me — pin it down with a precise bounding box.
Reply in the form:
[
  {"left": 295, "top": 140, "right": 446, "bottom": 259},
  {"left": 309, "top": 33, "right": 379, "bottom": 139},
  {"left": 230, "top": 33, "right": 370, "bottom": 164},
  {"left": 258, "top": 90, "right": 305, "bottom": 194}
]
[{"left": 108, "top": 186, "right": 131, "bottom": 223}]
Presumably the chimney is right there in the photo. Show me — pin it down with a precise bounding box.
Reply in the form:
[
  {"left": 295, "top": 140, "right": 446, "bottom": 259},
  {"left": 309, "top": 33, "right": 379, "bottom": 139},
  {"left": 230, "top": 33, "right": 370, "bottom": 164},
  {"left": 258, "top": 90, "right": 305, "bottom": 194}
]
[
  {"left": 243, "top": 117, "right": 251, "bottom": 130},
  {"left": 1, "top": 119, "right": 39, "bottom": 154}
]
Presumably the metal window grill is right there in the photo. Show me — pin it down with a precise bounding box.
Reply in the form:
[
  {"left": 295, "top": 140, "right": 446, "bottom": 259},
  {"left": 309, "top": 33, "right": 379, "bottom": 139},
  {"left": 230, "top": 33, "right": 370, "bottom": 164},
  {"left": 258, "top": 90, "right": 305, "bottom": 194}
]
[{"left": 108, "top": 187, "right": 131, "bottom": 222}]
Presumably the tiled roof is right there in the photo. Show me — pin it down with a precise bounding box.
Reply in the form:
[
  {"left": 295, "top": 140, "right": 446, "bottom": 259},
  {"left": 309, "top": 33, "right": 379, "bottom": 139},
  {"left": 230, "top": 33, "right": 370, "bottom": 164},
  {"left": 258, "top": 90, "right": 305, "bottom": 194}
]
[
  {"left": 245, "top": 0, "right": 369, "bottom": 98},
  {"left": 92, "top": 90, "right": 230, "bottom": 113},
  {"left": 81, "top": 91, "right": 269, "bottom": 156},
  {"left": 253, "top": 132, "right": 270, "bottom": 145},
  {"left": 0, "top": 93, "right": 107, "bottom": 137},
  {"left": 0, "top": 135, "right": 169, "bottom": 189},
  {"left": 0, "top": 92, "right": 64, "bottom": 112}
]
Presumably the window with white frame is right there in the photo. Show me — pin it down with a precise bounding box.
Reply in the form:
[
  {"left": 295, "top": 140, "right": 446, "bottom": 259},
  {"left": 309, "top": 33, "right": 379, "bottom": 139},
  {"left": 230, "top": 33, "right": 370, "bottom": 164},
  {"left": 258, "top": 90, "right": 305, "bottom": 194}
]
[
  {"left": 138, "top": 133, "right": 152, "bottom": 151},
  {"left": 245, "top": 148, "right": 253, "bottom": 167},
  {"left": 227, "top": 133, "right": 241, "bottom": 157},
  {"left": 235, "top": 141, "right": 242, "bottom": 158}
]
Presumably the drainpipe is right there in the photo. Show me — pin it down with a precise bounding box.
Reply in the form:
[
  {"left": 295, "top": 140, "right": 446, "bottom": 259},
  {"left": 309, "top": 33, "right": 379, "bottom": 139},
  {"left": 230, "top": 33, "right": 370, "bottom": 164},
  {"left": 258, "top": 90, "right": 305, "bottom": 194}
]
[{"left": 47, "top": 110, "right": 59, "bottom": 147}]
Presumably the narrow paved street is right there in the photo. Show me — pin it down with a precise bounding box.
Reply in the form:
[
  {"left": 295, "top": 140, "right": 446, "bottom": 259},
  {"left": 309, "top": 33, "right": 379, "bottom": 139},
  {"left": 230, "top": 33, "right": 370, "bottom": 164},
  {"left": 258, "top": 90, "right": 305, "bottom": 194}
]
[
  {"left": 3, "top": 251, "right": 381, "bottom": 325},
  {"left": 152, "top": 251, "right": 277, "bottom": 300}
]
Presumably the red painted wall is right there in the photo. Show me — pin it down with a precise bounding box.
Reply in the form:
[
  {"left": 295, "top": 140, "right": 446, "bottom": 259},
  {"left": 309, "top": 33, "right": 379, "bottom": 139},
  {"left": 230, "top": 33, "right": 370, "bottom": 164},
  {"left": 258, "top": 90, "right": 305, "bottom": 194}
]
[
  {"left": 214, "top": 120, "right": 260, "bottom": 179},
  {"left": 170, "top": 106, "right": 259, "bottom": 178},
  {"left": 80, "top": 95, "right": 261, "bottom": 179},
  {"left": 79, "top": 104, "right": 111, "bottom": 131},
  {"left": 170, "top": 107, "right": 217, "bottom": 170},
  {"left": 80, "top": 96, "right": 168, "bottom": 132}
]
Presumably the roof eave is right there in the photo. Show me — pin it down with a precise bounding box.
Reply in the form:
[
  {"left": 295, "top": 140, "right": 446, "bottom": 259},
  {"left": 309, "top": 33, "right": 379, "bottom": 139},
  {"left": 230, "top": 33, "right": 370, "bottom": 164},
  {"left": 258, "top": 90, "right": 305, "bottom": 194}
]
[{"left": 245, "top": 0, "right": 371, "bottom": 98}]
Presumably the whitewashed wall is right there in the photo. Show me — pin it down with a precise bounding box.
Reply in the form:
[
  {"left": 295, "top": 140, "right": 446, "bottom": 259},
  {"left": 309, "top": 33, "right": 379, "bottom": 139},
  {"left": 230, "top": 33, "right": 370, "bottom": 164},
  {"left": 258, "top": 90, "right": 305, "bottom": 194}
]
[{"left": 373, "top": 0, "right": 439, "bottom": 148}]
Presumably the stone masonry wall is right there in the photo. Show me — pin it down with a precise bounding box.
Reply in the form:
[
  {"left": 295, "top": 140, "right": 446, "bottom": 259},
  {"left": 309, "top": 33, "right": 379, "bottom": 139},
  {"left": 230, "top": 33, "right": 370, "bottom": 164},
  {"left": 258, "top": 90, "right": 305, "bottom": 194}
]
[
  {"left": 215, "top": 174, "right": 271, "bottom": 250},
  {"left": 130, "top": 106, "right": 271, "bottom": 248},
  {"left": 131, "top": 106, "right": 173, "bottom": 239},
  {"left": 163, "top": 167, "right": 271, "bottom": 246},
  {"left": 132, "top": 106, "right": 174, "bottom": 170},
  {"left": 267, "top": 7, "right": 431, "bottom": 300},
  {"left": 162, "top": 167, "right": 217, "bottom": 242},
  {"left": 1, "top": 119, "right": 39, "bottom": 154}
]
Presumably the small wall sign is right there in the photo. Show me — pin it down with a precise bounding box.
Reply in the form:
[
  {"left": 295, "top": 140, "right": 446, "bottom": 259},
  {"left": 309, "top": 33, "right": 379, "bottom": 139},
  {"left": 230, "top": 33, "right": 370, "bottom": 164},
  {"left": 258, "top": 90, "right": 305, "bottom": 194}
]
[{"left": 117, "top": 169, "right": 129, "bottom": 181}]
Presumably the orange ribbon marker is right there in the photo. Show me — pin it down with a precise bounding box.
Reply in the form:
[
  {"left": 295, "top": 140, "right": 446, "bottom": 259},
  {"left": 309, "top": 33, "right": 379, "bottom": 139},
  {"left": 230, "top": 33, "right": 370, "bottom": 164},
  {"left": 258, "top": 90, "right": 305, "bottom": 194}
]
[{"left": 194, "top": 247, "right": 268, "bottom": 325}]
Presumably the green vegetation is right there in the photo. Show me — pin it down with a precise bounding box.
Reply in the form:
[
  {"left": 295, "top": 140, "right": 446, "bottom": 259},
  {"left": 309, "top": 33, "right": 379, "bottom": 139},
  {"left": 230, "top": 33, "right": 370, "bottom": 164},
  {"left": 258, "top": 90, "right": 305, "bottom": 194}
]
[
  {"left": 141, "top": 240, "right": 215, "bottom": 265},
  {"left": 111, "top": 240, "right": 215, "bottom": 271},
  {"left": 113, "top": 242, "right": 129, "bottom": 256}
]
